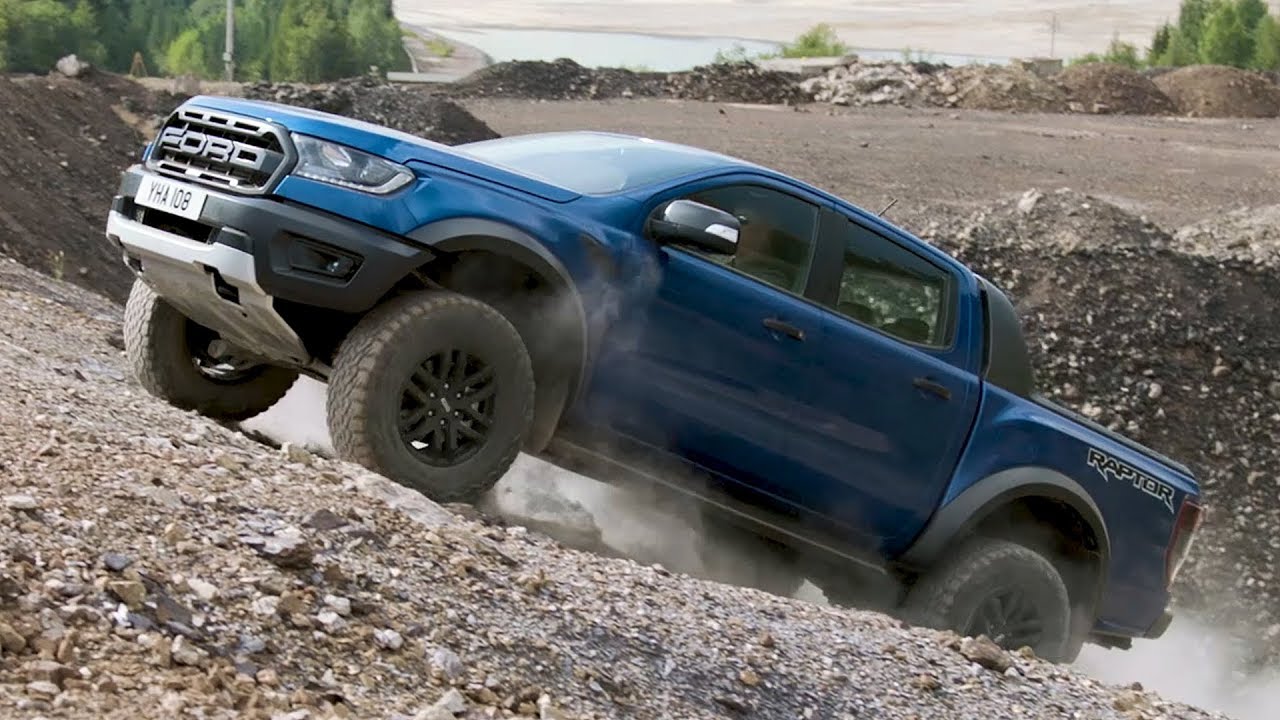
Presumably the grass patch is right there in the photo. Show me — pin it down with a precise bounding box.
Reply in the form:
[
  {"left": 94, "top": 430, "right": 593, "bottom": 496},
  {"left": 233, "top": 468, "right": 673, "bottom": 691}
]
[
  {"left": 425, "top": 37, "right": 454, "bottom": 58},
  {"left": 713, "top": 23, "right": 851, "bottom": 64}
]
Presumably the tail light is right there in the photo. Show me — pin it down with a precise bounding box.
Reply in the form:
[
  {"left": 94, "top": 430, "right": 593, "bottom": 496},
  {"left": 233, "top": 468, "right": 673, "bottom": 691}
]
[{"left": 1165, "top": 497, "right": 1204, "bottom": 589}]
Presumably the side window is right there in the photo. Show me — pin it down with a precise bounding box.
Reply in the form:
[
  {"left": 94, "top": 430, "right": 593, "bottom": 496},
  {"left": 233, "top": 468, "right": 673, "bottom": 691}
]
[
  {"left": 678, "top": 184, "right": 819, "bottom": 295},
  {"left": 836, "top": 221, "right": 954, "bottom": 347}
]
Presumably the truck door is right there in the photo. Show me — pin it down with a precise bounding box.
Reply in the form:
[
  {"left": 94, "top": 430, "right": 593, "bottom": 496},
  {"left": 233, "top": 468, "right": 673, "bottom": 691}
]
[
  {"left": 791, "top": 213, "right": 984, "bottom": 554},
  {"left": 578, "top": 179, "right": 827, "bottom": 510}
]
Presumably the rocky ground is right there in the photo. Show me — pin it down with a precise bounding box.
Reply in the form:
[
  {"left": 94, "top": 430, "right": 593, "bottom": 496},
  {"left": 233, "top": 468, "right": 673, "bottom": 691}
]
[
  {"left": 0, "top": 257, "right": 1226, "bottom": 720},
  {"left": 442, "top": 58, "right": 810, "bottom": 105},
  {"left": 799, "top": 59, "right": 1280, "bottom": 118}
]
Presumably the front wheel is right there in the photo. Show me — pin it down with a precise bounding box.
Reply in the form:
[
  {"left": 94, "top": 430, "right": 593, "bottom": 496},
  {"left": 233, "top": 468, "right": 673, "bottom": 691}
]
[
  {"left": 899, "top": 536, "right": 1075, "bottom": 662},
  {"left": 122, "top": 279, "right": 298, "bottom": 421},
  {"left": 326, "top": 290, "right": 535, "bottom": 504}
]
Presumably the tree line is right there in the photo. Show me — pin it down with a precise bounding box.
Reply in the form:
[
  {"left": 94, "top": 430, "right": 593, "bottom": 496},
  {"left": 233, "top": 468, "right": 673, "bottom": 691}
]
[
  {"left": 1077, "top": 0, "right": 1280, "bottom": 71},
  {"left": 0, "top": 0, "right": 410, "bottom": 81}
]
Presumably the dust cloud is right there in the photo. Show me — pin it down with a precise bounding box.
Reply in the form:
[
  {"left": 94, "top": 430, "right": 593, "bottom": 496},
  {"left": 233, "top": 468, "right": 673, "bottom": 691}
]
[
  {"left": 246, "top": 378, "right": 1278, "bottom": 720},
  {"left": 1075, "top": 617, "right": 1280, "bottom": 720}
]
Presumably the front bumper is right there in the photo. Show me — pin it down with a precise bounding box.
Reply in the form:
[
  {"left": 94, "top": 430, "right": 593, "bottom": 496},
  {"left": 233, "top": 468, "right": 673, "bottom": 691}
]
[{"left": 106, "top": 166, "right": 434, "bottom": 366}]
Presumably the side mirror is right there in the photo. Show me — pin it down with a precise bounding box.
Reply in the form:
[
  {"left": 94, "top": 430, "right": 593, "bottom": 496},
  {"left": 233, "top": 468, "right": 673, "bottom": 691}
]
[{"left": 647, "top": 199, "right": 740, "bottom": 254}]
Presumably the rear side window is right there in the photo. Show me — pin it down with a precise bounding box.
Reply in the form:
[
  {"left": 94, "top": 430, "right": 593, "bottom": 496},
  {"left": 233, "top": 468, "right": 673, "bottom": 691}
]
[{"left": 834, "top": 221, "right": 954, "bottom": 348}]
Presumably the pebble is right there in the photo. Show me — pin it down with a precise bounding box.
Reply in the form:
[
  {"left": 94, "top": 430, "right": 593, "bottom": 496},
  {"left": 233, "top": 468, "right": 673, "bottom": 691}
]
[
  {"left": 4, "top": 494, "right": 39, "bottom": 511},
  {"left": 375, "top": 628, "right": 404, "bottom": 651},
  {"left": 323, "top": 594, "right": 352, "bottom": 617},
  {"left": 106, "top": 580, "right": 146, "bottom": 610}
]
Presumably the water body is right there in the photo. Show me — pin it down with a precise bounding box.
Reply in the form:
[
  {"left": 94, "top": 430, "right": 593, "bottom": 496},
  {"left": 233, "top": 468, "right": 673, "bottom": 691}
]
[
  {"left": 395, "top": 0, "right": 1183, "bottom": 62},
  {"left": 427, "top": 25, "right": 1006, "bottom": 71}
]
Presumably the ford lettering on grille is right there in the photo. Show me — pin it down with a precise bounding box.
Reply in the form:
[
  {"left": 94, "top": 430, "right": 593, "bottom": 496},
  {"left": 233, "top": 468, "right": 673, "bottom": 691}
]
[
  {"left": 147, "top": 108, "right": 291, "bottom": 194},
  {"left": 157, "top": 127, "right": 271, "bottom": 173}
]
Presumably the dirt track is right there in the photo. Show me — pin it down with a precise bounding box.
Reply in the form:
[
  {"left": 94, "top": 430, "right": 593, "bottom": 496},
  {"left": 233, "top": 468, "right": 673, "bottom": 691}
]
[{"left": 460, "top": 97, "right": 1280, "bottom": 233}]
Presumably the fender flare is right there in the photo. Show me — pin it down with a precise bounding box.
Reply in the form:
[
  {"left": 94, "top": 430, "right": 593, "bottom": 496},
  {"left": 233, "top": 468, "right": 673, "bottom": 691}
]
[
  {"left": 405, "top": 216, "right": 592, "bottom": 403},
  {"left": 897, "top": 466, "right": 1112, "bottom": 584}
]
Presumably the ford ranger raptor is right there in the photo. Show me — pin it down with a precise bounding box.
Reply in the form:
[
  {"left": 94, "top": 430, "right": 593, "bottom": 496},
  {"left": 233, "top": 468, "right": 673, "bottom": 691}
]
[{"left": 104, "top": 96, "right": 1204, "bottom": 663}]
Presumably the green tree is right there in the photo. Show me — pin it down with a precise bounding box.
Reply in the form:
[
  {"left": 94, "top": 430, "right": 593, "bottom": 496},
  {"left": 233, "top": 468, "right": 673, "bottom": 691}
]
[
  {"left": 346, "top": 0, "right": 406, "bottom": 72},
  {"left": 234, "top": 0, "right": 278, "bottom": 80},
  {"left": 3, "top": 0, "right": 102, "bottom": 72},
  {"left": 270, "top": 0, "right": 355, "bottom": 82},
  {"left": 0, "top": 1, "right": 10, "bottom": 72},
  {"left": 1102, "top": 36, "right": 1142, "bottom": 68},
  {"left": 1160, "top": 28, "right": 1201, "bottom": 65},
  {"left": 164, "top": 27, "right": 209, "bottom": 76},
  {"left": 1251, "top": 13, "right": 1280, "bottom": 70},
  {"left": 1149, "top": 21, "right": 1174, "bottom": 63},
  {"left": 0, "top": 0, "right": 408, "bottom": 81},
  {"left": 1233, "top": 0, "right": 1269, "bottom": 32},
  {"left": 1199, "top": 1, "right": 1252, "bottom": 66},
  {"left": 1177, "top": 0, "right": 1213, "bottom": 50}
]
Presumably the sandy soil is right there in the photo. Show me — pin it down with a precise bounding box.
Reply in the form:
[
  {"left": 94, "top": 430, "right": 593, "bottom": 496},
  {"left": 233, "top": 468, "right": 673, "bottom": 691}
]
[
  {"left": 456, "top": 97, "right": 1280, "bottom": 233},
  {"left": 393, "top": 0, "right": 1197, "bottom": 60}
]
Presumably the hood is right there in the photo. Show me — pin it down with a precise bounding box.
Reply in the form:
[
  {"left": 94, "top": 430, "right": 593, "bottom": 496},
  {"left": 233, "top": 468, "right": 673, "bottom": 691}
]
[{"left": 179, "top": 95, "right": 582, "bottom": 203}]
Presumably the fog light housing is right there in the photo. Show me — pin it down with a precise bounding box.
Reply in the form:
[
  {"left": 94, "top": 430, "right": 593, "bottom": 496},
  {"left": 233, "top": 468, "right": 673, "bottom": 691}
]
[{"left": 287, "top": 235, "right": 362, "bottom": 281}]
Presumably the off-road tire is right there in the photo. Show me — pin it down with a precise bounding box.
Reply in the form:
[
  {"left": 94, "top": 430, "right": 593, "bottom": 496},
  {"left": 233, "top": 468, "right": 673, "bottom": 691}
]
[
  {"left": 327, "top": 289, "right": 535, "bottom": 504},
  {"left": 123, "top": 279, "right": 298, "bottom": 421},
  {"left": 900, "top": 536, "right": 1074, "bottom": 662}
]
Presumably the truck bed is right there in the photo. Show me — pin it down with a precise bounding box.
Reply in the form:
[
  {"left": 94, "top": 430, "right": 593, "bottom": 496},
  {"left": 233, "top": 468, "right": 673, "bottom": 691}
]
[{"left": 1031, "top": 393, "right": 1194, "bottom": 478}]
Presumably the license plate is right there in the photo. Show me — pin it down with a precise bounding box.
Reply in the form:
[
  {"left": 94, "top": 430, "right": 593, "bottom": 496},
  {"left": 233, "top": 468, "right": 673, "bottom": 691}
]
[{"left": 136, "top": 175, "right": 208, "bottom": 221}]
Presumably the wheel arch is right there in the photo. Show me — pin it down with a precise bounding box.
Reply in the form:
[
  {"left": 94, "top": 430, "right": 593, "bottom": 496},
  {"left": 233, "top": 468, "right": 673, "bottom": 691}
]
[
  {"left": 394, "top": 217, "right": 591, "bottom": 452},
  {"left": 897, "top": 467, "right": 1111, "bottom": 631}
]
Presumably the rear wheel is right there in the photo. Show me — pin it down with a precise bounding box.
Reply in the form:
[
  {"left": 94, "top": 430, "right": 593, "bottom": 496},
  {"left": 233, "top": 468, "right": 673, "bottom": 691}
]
[
  {"left": 326, "top": 290, "right": 535, "bottom": 504},
  {"left": 900, "top": 537, "right": 1074, "bottom": 662},
  {"left": 122, "top": 279, "right": 298, "bottom": 421}
]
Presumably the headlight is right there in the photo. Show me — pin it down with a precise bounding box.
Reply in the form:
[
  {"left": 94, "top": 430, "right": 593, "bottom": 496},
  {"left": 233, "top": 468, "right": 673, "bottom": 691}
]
[{"left": 291, "top": 134, "right": 414, "bottom": 195}]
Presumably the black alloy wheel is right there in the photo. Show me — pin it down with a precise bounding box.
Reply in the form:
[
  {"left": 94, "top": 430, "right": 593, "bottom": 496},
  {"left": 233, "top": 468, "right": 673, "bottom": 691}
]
[
  {"left": 963, "top": 584, "right": 1047, "bottom": 651},
  {"left": 398, "top": 349, "right": 498, "bottom": 466}
]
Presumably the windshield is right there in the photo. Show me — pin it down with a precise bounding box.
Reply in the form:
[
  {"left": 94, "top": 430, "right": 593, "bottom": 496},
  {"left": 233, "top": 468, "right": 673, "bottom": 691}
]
[{"left": 457, "top": 132, "right": 734, "bottom": 195}]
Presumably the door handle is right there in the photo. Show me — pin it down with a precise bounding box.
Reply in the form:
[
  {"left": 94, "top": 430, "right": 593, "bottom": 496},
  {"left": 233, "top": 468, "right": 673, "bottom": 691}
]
[
  {"left": 913, "top": 377, "right": 952, "bottom": 401},
  {"left": 762, "top": 317, "right": 806, "bottom": 341}
]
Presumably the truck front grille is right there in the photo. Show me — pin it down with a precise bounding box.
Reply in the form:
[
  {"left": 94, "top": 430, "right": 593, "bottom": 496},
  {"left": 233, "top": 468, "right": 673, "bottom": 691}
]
[{"left": 146, "top": 108, "right": 293, "bottom": 195}]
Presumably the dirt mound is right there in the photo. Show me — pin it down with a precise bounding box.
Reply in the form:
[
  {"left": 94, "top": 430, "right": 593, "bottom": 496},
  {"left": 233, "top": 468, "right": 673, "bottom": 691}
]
[
  {"left": 1173, "top": 204, "right": 1280, "bottom": 267},
  {"left": 802, "top": 60, "right": 1068, "bottom": 112},
  {"left": 242, "top": 75, "right": 500, "bottom": 145},
  {"left": 664, "top": 62, "right": 810, "bottom": 105},
  {"left": 945, "top": 65, "right": 1069, "bottom": 113},
  {"left": 938, "top": 188, "right": 1280, "bottom": 666},
  {"left": 451, "top": 58, "right": 808, "bottom": 104},
  {"left": 0, "top": 73, "right": 167, "bottom": 305},
  {"left": 451, "top": 58, "right": 665, "bottom": 100},
  {"left": 1056, "top": 63, "right": 1176, "bottom": 115},
  {"left": 1153, "top": 65, "right": 1280, "bottom": 118}
]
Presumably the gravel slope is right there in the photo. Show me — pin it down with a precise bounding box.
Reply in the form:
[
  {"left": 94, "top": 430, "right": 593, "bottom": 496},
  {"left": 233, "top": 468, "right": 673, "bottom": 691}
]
[{"left": 0, "top": 258, "right": 1228, "bottom": 719}]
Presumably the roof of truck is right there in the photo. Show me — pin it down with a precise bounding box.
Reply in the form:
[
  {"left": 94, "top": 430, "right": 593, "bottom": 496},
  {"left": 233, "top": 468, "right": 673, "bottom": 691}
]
[{"left": 455, "top": 131, "right": 759, "bottom": 195}]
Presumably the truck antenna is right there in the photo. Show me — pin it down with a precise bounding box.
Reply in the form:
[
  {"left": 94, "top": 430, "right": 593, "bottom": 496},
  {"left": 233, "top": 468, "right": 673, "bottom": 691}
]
[{"left": 878, "top": 197, "right": 898, "bottom": 217}]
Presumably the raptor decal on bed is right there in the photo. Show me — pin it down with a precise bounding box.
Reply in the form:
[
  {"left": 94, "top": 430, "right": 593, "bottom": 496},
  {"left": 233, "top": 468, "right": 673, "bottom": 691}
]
[{"left": 1087, "top": 447, "right": 1176, "bottom": 514}]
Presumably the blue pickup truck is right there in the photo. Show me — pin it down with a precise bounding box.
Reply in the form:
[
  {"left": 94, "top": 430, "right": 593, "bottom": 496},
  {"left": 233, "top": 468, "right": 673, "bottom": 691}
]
[{"left": 105, "top": 95, "right": 1204, "bottom": 663}]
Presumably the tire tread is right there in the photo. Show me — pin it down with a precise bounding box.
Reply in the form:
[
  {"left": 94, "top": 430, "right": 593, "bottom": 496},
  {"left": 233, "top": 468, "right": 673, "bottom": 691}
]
[
  {"left": 326, "top": 290, "right": 534, "bottom": 503},
  {"left": 123, "top": 279, "right": 297, "bottom": 421}
]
